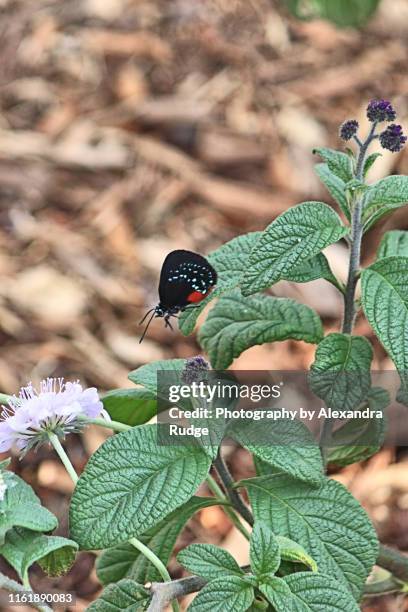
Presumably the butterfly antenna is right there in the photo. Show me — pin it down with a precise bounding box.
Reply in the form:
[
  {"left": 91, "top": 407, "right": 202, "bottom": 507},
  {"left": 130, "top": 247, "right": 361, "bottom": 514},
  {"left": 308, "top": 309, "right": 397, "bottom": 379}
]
[{"left": 139, "top": 309, "right": 156, "bottom": 343}]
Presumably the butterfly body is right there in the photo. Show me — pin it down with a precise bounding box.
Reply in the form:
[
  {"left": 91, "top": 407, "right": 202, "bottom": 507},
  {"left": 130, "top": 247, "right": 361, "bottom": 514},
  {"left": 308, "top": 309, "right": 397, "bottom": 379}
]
[{"left": 139, "top": 250, "right": 217, "bottom": 342}]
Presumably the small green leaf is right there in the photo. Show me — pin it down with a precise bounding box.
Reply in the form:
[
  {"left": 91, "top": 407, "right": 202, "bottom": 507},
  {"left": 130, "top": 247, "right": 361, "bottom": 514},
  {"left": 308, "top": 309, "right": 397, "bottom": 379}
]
[
  {"left": 198, "top": 290, "right": 323, "bottom": 369},
  {"left": 128, "top": 359, "right": 186, "bottom": 395},
  {"left": 250, "top": 522, "right": 281, "bottom": 577},
  {"left": 229, "top": 419, "right": 324, "bottom": 485},
  {"left": 284, "top": 572, "right": 359, "bottom": 611},
  {"left": 276, "top": 536, "right": 318, "bottom": 573},
  {"left": 179, "top": 232, "right": 261, "bottom": 335},
  {"left": 102, "top": 388, "right": 157, "bottom": 426},
  {"left": 259, "top": 575, "right": 293, "bottom": 611},
  {"left": 87, "top": 579, "right": 150, "bottom": 611},
  {"left": 361, "top": 257, "right": 408, "bottom": 403},
  {"left": 327, "top": 387, "right": 389, "bottom": 467},
  {"left": 310, "top": 333, "right": 373, "bottom": 411},
  {"left": 377, "top": 230, "right": 408, "bottom": 260},
  {"left": 241, "top": 202, "right": 348, "bottom": 296},
  {"left": 97, "top": 497, "right": 218, "bottom": 585},
  {"left": 313, "top": 149, "right": 353, "bottom": 183},
  {"left": 178, "top": 543, "right": 243, "bottom": 581},
  {"left": 188, "top": 575, "right": 254, "bottom": 612},
  {"left": 285, "top": 0, "right": 380, "bottom": 27},
  {"left": 69, "top": 425, "right": 212, "bottom": 549},
  {"left": 364, "top": 152, "right": 382, "bottom": 178},
  {"left": 363, "top": 176, "right": 408, "bottom": 230},
  {"left": 283, "top": 252, "right": 343, "bottom": 292},
  {"left": 314, "top": 163, "right": 350, "bottom": 220},
  {"left": 239, "top": 473, "right": 378, "bottom": 599}
]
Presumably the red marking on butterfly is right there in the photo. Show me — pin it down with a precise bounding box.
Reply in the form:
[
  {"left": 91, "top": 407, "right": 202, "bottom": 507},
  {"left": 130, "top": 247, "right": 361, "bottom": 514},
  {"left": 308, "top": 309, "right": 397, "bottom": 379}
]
[{"left": 187, "top": 290, "right": 210, "bottom": 303}]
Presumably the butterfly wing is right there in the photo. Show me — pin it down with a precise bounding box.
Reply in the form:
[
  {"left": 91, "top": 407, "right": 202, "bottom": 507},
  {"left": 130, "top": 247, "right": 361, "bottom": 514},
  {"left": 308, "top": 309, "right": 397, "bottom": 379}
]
[{"left": 159, "top": 250, "right": 217, "bottom": 310}]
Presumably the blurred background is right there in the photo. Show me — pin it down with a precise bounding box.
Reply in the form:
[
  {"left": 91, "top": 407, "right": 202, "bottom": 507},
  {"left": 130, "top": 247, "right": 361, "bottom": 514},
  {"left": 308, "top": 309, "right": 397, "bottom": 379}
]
[{"left": 1, "top": 0, "right": 408, "bottom": 609}]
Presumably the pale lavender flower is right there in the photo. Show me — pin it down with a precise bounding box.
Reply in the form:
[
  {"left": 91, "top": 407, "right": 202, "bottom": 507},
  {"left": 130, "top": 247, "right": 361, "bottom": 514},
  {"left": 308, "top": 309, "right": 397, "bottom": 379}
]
[{"left": 0, "top": 378, "right": 109, "bottom": 454}]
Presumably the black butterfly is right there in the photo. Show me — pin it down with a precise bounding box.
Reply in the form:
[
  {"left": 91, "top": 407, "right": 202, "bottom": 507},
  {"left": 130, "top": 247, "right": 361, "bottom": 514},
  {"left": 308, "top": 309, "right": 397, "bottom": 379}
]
[{"left": 139, "top": 250, "right": 217, "bottom": 342}]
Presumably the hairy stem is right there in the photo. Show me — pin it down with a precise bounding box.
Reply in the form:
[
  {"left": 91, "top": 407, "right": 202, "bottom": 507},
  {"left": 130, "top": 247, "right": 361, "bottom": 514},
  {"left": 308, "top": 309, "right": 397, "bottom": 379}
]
[
  {"left": 213, "top": 450, "right": 254, "bottom": 526},
  {"left": 206, "top": 474, "right": 251, "bottom": 540},
  {"left": 48, "top": 433, "right": 79, "bottom": 484},
  {"left": 83, "top": 416, "right": 131, "bottom": 433}
]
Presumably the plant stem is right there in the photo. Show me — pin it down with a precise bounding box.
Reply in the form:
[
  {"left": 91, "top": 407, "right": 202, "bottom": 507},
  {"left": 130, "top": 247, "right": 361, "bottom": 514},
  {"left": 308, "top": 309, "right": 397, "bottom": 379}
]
[
  {"left": 206, "top": 474, "right": 251, "bottom": 540},
  {"left": 47, "top": 432, "right": 79, "bottom": 484},
  {"left": 129, "top": 538, "right": 180, "bottom": 612},
  {"left": 377, "top": 544, "right": 408, "bottom": 583},
  {"left": 83, "top": 416, "right": 131, "bottom": 433},
  {"left": 213, "top": 450, "right": 254, "bottom": 526}
]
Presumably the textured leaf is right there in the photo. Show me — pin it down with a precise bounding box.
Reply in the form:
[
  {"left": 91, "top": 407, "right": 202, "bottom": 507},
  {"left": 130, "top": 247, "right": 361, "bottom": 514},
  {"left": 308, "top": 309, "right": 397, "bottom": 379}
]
[
  {"left": 259, "top": 575, "right": 293, "bottom": 611},
  {"left": 229, "top": 418, "right": 324, "bottom": 485},
  {"left": 128, "top": 359, "right": 186, "bottom": 395},
  {"left": 250, "top": 522, "right": 281, "bottom": 577},
  {"left": 364, "top": 152, "right": 382, "bottom": 178},
  {"left": 198, "top": 290, "right": 323, "bottom": 369},
  {"left": 313, "top": 149, "right": 353, "bottom": 183},
  {"left": 283, "top": 252, "right": 343, "bottom": 292},
  {"left": 310, "top": 333, "right": 373, "bottom": 410},
  {"left": 69, "top": 425, "right": 212, "bottom": 549},
  {"left": 0, "top": 474, "right": 57, "bottom": 545},
  {"left": 239, "top": 474, "right": 378, "bottom": 599},
  {"left": 241, "top": 202, "right": 348, "bottom": 296},
  {"left": 361, "top": 257, "right": 408, "bottom": 402},
  {"left": 0, "top": 527, "right": 77, "bottom": 579},
  {"left": 87, "top": 579, "right": 150, "bottom": 612},
  {"left": 188, "top": 575, "right": 254, "bottom": 612},
  {"left": 363, "top": 176, "right": 408, "bottom": 230},
  {"left": 276, "top": 536, "right": 318, "bottom": 573},
  {"left": 97, "top": 497, "right": 218, "bottom": 585},
  {"left": 179, "top": 232, "right": 261, "bottom": 335},
  {"left": 284, "top": 572, "right": 359, "bottom": 611},
  {"left": 327, "top": 387, "right": 389, "bottom": 467},
  {"left": 377, "top": 230, "right": 408, "bottom": 260},
  {"left": 314, "top": 163, "right": 350, "bottom": 221},
  {"left": 178, "top": 543, "right": 243, "bottom": 581},
  {"left": 102, "top": 388, "right": 157, "bottom": 426}
]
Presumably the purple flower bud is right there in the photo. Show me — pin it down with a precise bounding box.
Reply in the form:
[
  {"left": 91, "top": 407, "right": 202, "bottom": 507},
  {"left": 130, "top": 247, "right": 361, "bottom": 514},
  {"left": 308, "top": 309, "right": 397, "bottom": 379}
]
[
  {"left": 339, "top": 119, "right": 359, "bottom": 141},
  {"left": 181, "top": 356, "right": 209, "bottom": 385},
  {"left": 379, "top": 124, "right": 407, "bottom": 153},
  {"left": 367, "top": 99, "right": 396, "bottom": 123}
]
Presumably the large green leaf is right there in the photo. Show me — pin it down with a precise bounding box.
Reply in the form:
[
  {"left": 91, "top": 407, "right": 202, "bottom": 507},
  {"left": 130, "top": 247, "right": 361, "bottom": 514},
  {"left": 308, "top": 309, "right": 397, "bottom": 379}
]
[
  {"left": 0, "top": 474, "right": 57, "bottom": 545},
  {"left": 259, "top": 575, "right": 293, "bottom": 610},
  {"left": 229, "top": 419, "right": 324, "bottom": 485},
  {"left": 313, "top": 149, "right": 353, "bottom": 183},
  {"left": 377, "top": 230, "right": 408, "bottom": 260},
  {"left": 0, "top": 527, "right": 77, "bottom": 580},
  {"left": 188, "top": 575, "right": 254, "bottom": 612},
  {"left": 128, "top": 359, "right": 186, "bottom": 395},
  {"left": 314, "top": 163, "right": 350, "bottom": 221},
  {"left": 198, "top": 290, "right": 323, "bottom": 369},
  {"left": 102, "top": 388, "right": 157, "bottom": 426},
  {"left": 87, "top": 579, "right": 150, "bottom": 611},
  {"left": 178, "top": 543, "right": 243, "bottom": 581},
  {"left": 69, "top": 425, "right": 212, "bottom": 549},
  {"left": 283, "top": 253, "right": 343, "bottom": 292},
  {"left": 250, "top": 522, "right": 281, "bottom": 577},
  {"left": 179, "top": 232, "right": 261, "bottom": 335},
  {"left": 241, "top": 202, "right": 348, "bottom": 296},
  {"left": 239, "top": 474, "right": 378, "bottom": 599},
  {"left": 284, "top": 572, "right": 359, "bottom": 611},
  {"left": 97, "top": 497, "right": 218, "bottom": 585},
  {"left": 363, "top": 176, "right": 408, "bottom": 231},
  {"left": 361, "top": 257, "right": 408, "bottom": 402},
  {"left": 310, "top": 333, "right": 373, "bottom": 411}
]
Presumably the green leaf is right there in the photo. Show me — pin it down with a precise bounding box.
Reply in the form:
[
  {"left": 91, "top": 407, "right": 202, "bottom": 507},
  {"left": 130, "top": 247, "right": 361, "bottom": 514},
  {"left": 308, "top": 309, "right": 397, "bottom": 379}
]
[
  {"left": 259, "top": 575, "right": 293, "bottom": 611},
  {"left": 179, "top": 232, "right": 261, "bottom": 335},
  {"left": 363, "top": 176, "right": 408, "bottom": 230},
  {"left": 0, "top": 527, "right": 77, "bottom": 580},
  {"left": 314, "top": 163, "right": 350, "bottom": 221},
  {"left": 361, "top": 257, "right": 408, "bottom": 403},
  {"left": 241, "top": 202, "right": 348, "bottom": 296},
  {"left": 250, "top": 522, "right": 281, "bottom": 577},
  {"left": 188, "top": 575, "right": 254, "bottom": 612},
  {"left": 102, "top": 388, "right": 157, "bottom": 426},
  {"left": 284, "top": 0, "right": 380, "bottom": 27},
  {"left": 229, "top": 419, "right": 324, "bottom": 485},
  {"left": 87, "top": 579, "right": 150, "bottom": 612},
  {"left": 313, "top": 149, "right": 353, "bottom": 183},
  {"left": 0, "top": 474, "right": 57, "bottom": 545},
  {"left": 310, "top": 333, "right": 373, "bottom": 411},
  {"left": 364, "top": 152, "right": 382, "bottom": 178},
  {"left": 276, "top": 536, "right": 318, "bottom": 573},
  {"left": 97, "top": 497, "right": 218, "bottom": 585},
  {"left": 377, "top": 230, "right": 408, "bottom": 260},
  {"left": 128, "top": 359, "right": 186, "bottom": 395},
  {"left": 69, "top": 425, "right": 212, "bottom": 549},
  {"left": 198, "top": 289, "right": 323, "bottom": 369},
  {"left": 283, "top": 252, "right": 343, "bottom": 292},
  {"left": 239, "top": 473, "right": 378, "bottom": 599},
  {"left": 327, "top": 387, "right": 389, "bottom": 467},
  {"left": 284, "top": 572, "right": 359, "bottom": 611},
  {"left": 178, "top": 543, "right": 243, "bottom": 581}
]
